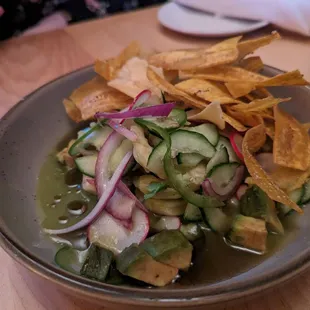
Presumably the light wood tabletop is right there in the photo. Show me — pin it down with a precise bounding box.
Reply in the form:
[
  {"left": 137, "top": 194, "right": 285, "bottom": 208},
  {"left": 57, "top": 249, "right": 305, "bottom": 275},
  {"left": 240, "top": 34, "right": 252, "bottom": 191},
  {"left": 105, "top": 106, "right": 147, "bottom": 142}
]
[{"left": 1, "top": 6, "right": 310, "bottom": 310}]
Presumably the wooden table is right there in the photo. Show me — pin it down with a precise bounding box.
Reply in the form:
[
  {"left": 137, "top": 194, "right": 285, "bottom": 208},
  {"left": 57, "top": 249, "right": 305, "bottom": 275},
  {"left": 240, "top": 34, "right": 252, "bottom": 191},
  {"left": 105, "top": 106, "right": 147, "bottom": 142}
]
[{"left": 1, "top": 6, "right": 310, "bottom": 310}]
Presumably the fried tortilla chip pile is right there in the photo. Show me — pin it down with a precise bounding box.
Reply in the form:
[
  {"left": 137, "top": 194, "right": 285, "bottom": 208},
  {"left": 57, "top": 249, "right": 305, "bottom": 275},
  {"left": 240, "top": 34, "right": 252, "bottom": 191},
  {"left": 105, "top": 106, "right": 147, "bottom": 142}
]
[{"left": 62, "top": 31, "right": 310, "bottom": 213}]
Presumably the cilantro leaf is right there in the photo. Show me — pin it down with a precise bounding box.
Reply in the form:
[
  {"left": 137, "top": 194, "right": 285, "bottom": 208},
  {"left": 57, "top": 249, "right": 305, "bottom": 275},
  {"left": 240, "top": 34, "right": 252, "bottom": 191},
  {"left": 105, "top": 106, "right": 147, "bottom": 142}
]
[{"left": 144, "top": 182, "right": 168, "bottom": 200}]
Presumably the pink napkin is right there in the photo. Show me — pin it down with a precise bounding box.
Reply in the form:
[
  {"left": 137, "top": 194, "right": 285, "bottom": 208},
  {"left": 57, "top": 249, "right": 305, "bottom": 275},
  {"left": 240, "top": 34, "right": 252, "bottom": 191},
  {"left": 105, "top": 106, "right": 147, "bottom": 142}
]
[{"left": 174, "top": 0, "right": 310, "bottom": 36}]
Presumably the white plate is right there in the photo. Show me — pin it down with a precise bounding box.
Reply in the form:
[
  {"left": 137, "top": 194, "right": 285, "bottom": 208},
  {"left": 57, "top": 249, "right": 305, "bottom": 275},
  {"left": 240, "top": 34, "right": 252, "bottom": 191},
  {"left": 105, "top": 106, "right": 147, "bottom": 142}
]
[{"left": 158, "top": 2, "right": 268, "bottom": 37}]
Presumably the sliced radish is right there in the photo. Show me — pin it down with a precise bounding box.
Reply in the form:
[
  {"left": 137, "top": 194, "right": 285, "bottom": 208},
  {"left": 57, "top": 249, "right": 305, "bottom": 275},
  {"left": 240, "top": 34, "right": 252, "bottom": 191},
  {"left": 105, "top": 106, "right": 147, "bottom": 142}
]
[
  {"left": 236, "top": 184, "right": 248, "bottom": 200},
  {"left": 95, "top": 103, "right": 175, "bottom": 120},
  {"left": 44, "top": 152, "right": 132, "bottom": 235},
  {"left": 82, "top": 175, "right": 96, "bottom": 195},
  {"left": 105, "top": 190, "right": 135, "bottom": 221},
  {"left": 151, "top": 216, "right": 181, "bottom": 232},
  {"left": 255, "top": 152, "right": 277, "bottom": 174},
  {"left": 118, "top": 181, "right": 148, "bottom": 213},
  {"left": 88, "top": 207, "right": 149, "bottom": 255},
  {"left": 230, "top": 132, "right": 244, "bottom": 161}
]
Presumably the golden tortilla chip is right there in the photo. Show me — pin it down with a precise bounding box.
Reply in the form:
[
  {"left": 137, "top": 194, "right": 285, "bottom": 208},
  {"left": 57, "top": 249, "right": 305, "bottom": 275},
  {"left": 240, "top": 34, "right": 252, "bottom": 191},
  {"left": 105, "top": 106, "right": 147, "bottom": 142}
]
[
  {"left": 239, "top": 56, "right": 264, "bottom": 72},
  {"left": 303, "top": 123, "right": 310, "bottom": 130},
  {"left": 222, "top": 113, "right": 248, "bottom": 132},
  {"left": 207, "top": 36, "right": 242, "bottom": 52},
  {"left": 147, "top": 67, "right": 207, "bottom": 109},
  {"left": 63, "top": 99, "right": 82, "bottom": 122},
  {"left": 231, "top": 97, "right": 291, "bottom": 112},
  {"left": 243, "top": 125, "right": 302, "bottom": 213},
  {"left": 66, "top": 76, "right": 131, "bottom": 121},
  {"left": 264, "top": 121, "right": 275, "bottom": 140},
  {"left": 163, "top": 70, "right": 178, "bottom": 82},
  {"left": 226, "top": 107, "right": 263, "bottom": 127},
  {"left": 179, "top": 65, "right": 267, "bottom": 83},
  {"left": 108, "top": 57, "right": 164, "bottom": 98},
  {"left": 94, "top": 41, "right": 141, "bottom": 81},
  {"left": 226, "top": 70, "right": 309, "bottom": 98},
  {"left": 148, "top": 40, "right": 239, "bottom": 71},
  {"left": 175, "top": 78, "right": 244, "bottom": 105},
  {"left": 238, "top": 31, "right": 281, "bottom": 60},
  {"left": 270, "top": 166, "right": 310, "bottom": 192},
  {"left": 187, "top": 101, "right": 225, "bottom": 129},
  {"left": 273, "top": 106, "right": 310, "bottom": 171}
]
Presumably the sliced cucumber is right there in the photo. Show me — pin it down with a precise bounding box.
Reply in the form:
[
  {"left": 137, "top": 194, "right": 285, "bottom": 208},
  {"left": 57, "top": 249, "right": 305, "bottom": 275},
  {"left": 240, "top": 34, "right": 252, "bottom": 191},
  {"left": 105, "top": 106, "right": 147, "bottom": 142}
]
[
  {"left": 148, "top": 133, "right": 162, "bottom": 147},
  {"left": 75, "top": 154, "right": 97, "bottom": 177},
  {"left": 145, "top": 108, "right": 187, "bottom": 131},
  {"left": 203, "top": 207, "right": 232, "bottom": 234},
  {"left": 55, "top": 246, "right": 89, "bottom": 274},
  {"left": 301, "top": 180, "right": 310, "bottom": 204},
  {"left": 177, "top": 153, "right": 205, "bottom": 168},
  {"left": 183, "top": 203, "right": 203, "bottom": 222},
  {"left": 184, "top": 124, "right": 219, "bottom": 146},
  {"left": 147, "top": 130, "right": 215, "bottom": 178},
  {"left": 216, "top": 136, "right": 239, "bottom": 163},
  {"left": 278, "top": 187, "right": 304, "bottom": 216},
  {"left": 207, "top": 162, "right": 240, "bottom": 187},
  {"left": 206, "top": 146, "right": 229, "bottom": 175},
  {"left": 69, "top": 124, "right": 112, "bottom": 156},
  {"left": 180, "top": 223, "right": 204, "bottom": 241},
  {"left": 109, "top": 139, "right": 133, "bottom": 175}
]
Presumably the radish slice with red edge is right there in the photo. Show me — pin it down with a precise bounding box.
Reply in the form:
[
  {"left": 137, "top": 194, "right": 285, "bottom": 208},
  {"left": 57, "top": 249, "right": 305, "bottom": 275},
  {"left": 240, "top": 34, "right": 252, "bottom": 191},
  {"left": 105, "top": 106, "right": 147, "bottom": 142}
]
[
  {"left": 202, "top": 166, "right": 245, "bottom": 201},
  {"left": 88, "top": 207, "right": 149, "bottom": 255},
  {"left": 230, "top": 132, "right": 244, "bottom": 161},
  {"left": 152, "top": 216, "right": 181, "bottom": 232},
  {"left": 105, "top": 190, "right": 135, "bottom": 221},
  {"left": 44, "top": 151, "right": 133, "bottom": 235},
  {"left": 127, "top": 89, "right": 152, "bottom": 111},
  {"left": 236, "top": 184, "right": 248, "bottom": 200},
  {"left": 108, "top": 120, "right": 137, "bottom": 141},
  {"left": 95, "top": 103, "right": 175, "bottom": 120},
  {"left": 118, "top": 181, "right": 148, "bottom": 213}
]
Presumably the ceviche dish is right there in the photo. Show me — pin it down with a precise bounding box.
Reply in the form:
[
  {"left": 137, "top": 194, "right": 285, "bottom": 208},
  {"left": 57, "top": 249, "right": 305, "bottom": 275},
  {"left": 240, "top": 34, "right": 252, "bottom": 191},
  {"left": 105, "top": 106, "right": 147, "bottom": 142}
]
[{"left": 37, "top": 31, "right": 310, "bottom": 287}]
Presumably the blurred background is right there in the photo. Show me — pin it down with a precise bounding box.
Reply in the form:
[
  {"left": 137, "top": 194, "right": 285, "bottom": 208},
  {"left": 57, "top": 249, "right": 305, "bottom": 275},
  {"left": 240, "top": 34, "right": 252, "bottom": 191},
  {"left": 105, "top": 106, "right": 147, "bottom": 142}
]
[{"left": 0, "top": 0, "right": 167, "bottom": 40}]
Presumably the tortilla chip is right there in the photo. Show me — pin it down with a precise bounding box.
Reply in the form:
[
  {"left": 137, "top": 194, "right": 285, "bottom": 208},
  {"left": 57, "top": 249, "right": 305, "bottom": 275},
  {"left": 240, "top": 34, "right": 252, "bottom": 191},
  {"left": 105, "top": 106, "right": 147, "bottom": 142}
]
[
  {"left": 231, "top": 97, "right": 291, "bottom": 112},
  {"left": 226, "top": 70, "right": 309, "bottom": 98},
  {"left": 242, "top": 125, "right": 302, "bottom": 213},
  {"left": 270, "top": 166, "right": 310, "bottom": 192},
  {"left": 66, "top": 76, "right": 131, "bottom": 121},
  {"left": 94, "top": 41, "right": 141, "bottom": 81},
  {"left": 148, "top": 40, "right": 239, "bottom": 71},
  {"left": 63, "top": 98, "right": 82, "bottom": 122},
  {"left": 239, "top": 56, "right": 264, "bottom": 72},
  {"left": 264, "top": 121, "right": 275, "bottom": 140},
  {"left": 179, "top": 65, "right": 267, "bottom": 83},
  {"left": 226, "top": 107, "right": 263, "bottom": 127},
  {"left": 238, "top": 31, "right": 281, "bottom": 60},
  {"left": 222, "top": 113, "right": 248, "bottom": 132},
  {"left": 188, "top": 101, "right": 225, "bottom": 129},
  {"left": 164, "top": 70, "right": 178, "bottom": 82},
  {"left": 303, "top": 123, "right": 310, "bottom": 130},
  {"left": 147, "top": 67, "right": 207, "bottom": 109},
  {"left": 175, "top": 78, "right": 244, "bottom": 105},
  {"left": 273, "top": 106, "right": 310, "bottom": 171},
  {"left": 208, "top": 36, "right": 242, "bottom": 52},
  {"left": 108, "top": 57, "right": 164, "bottom": 98}
]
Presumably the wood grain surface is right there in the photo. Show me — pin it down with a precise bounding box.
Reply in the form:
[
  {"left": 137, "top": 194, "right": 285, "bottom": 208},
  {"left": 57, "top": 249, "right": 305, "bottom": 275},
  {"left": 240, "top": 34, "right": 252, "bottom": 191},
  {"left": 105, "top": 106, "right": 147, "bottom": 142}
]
[{"left": 1, "top": 6, "right": 310, "bottom": 310}]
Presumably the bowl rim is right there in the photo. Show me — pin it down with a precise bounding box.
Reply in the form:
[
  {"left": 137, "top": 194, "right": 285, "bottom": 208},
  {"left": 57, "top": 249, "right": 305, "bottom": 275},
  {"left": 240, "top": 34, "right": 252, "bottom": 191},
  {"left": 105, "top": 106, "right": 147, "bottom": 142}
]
[{"left": 1, "top": 64, "right": 310, "bottom": 307}]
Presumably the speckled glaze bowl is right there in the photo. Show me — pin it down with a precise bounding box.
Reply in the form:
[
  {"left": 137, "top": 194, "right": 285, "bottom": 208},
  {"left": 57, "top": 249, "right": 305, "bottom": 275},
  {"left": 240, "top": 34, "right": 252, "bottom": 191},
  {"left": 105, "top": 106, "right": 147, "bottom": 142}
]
[{"left": 1, "top": 66, "right": 310, "bottom": 309}]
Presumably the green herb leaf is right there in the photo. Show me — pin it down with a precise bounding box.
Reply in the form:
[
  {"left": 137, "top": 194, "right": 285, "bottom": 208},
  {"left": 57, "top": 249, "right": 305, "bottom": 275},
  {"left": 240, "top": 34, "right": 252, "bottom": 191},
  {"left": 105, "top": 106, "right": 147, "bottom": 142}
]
[{"left": 144, "top": 182, "right": 167, "bottom": 200}]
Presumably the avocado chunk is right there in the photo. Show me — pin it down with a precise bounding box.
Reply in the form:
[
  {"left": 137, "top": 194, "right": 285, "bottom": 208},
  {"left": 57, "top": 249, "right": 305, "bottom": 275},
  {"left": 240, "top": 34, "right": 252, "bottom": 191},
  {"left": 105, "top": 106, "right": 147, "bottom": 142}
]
[
  {"left": 116, "top": 244, "right": 178, "bottom": 287},
  {"left": 240, "top": 185, "right": 284, "bottom": 234},
  {"left": 228, "top": 215, "right": 267, "bottom": 252},
  {"left": 180, "top": 223, "right": 204, "bottom": 242},
  {"left": 80, "top": 244, "right": 113, "bottom": 282},
  {"left": 141, "top": 230, "right": 193, "bottom": 270},
  {"left": 183, "top": 203, "right": 203, "bottom": 222}
]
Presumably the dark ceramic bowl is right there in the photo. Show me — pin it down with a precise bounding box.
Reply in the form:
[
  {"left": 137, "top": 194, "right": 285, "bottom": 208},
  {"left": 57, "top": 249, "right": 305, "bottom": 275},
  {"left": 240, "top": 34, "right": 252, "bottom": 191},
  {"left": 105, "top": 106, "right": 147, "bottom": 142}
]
[{"left": 1, "top": 66, "right": 310, "bottom": 309}]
